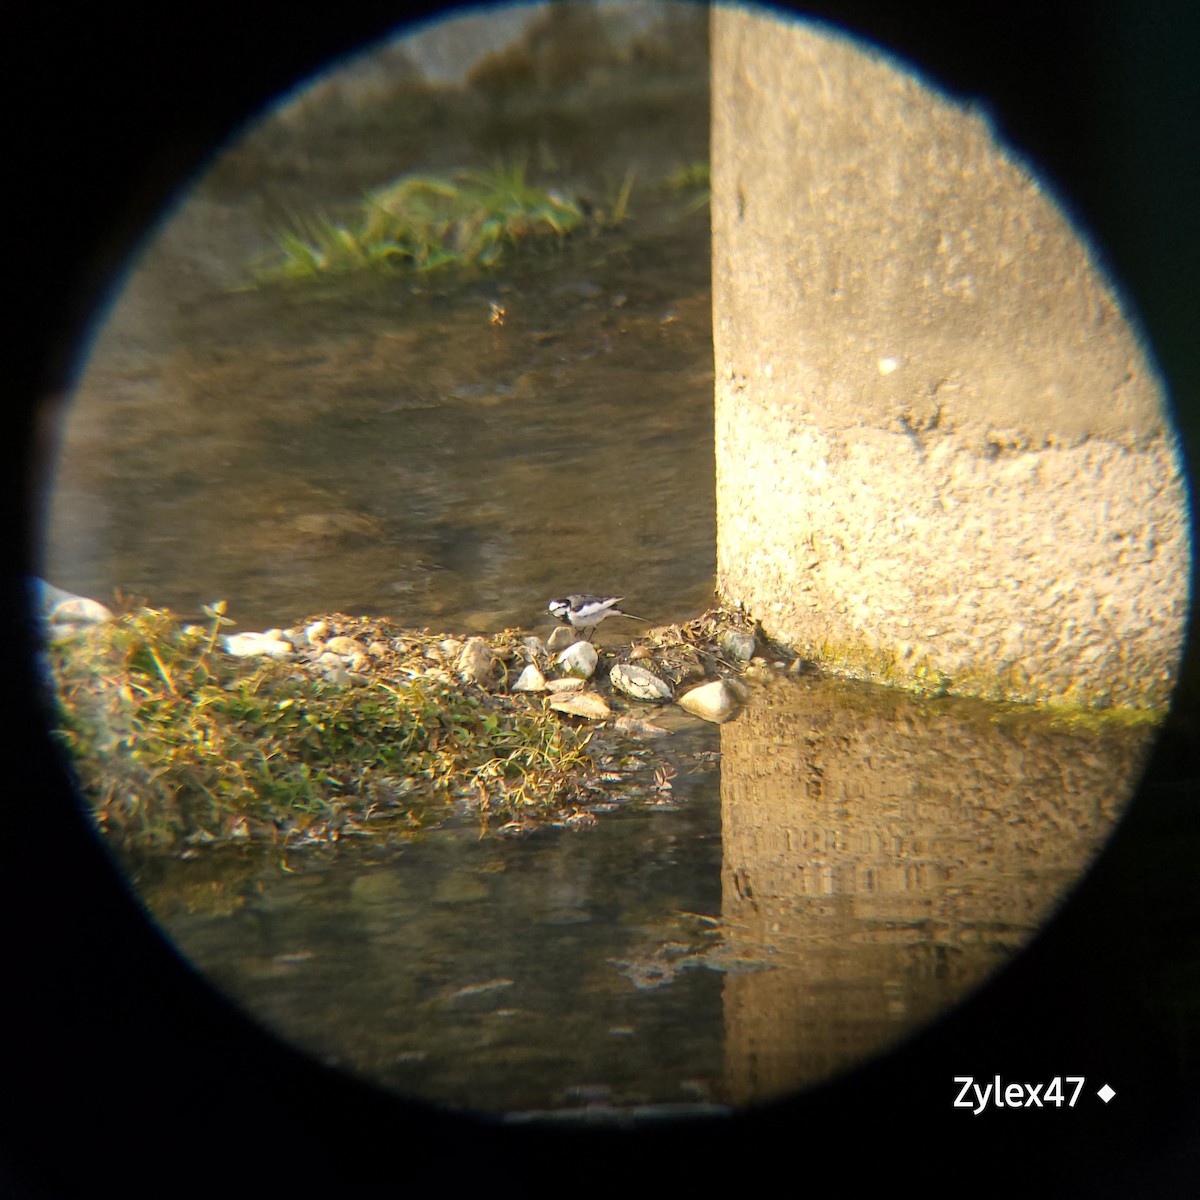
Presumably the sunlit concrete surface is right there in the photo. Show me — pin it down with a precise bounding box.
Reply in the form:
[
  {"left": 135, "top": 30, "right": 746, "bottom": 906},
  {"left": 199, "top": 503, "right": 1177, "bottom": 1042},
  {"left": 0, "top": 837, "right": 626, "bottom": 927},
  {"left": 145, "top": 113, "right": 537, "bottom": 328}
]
[{"left": 711, "top": 8, "right": 1190, "bottom": 709}]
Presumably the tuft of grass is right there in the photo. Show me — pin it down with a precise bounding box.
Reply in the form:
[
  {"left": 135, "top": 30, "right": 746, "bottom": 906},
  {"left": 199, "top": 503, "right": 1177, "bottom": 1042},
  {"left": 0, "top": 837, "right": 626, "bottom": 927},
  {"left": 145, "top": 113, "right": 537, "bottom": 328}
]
[
  {"left": 255, "top": 159, "right": 601, "bottom": 283},
  {"left": 662, "top": 160, "right": 709, "bottom": 193},
  {"left": 661, "top": 160, "right": 710, "bottom": 216},
  {"left": 47, "top": 604, "right": 593, "bottom": 851},
  {"left": 602, "top": 168, "right": 636, "bottom": 226}
]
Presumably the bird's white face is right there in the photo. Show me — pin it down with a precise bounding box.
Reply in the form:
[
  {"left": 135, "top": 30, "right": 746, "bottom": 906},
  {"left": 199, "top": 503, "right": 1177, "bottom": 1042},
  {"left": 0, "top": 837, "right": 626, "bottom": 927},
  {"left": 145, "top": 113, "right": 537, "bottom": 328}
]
[{"left": 547, "top": 598, "right": 571, "bottom": 622}]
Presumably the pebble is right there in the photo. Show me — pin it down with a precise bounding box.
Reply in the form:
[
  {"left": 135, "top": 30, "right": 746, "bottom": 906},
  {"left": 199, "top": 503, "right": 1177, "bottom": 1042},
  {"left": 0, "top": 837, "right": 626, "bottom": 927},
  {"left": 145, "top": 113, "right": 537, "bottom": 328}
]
[
  {"left": 720, "top": 629, "right": 757, "bottom": 662},
  {"left": 676, "top": 678, "right": 745, "bottom": 724},
  {"left": 324, "top": 636, "right": 364, "bottom": 657},
  {"left": 547, "top": 625, "right": 576, "bottom": 652},
  {"left": 611, "top": 714, "right": 671, "bottom": 739},
  {"left": 304, "top": 620, "right": 329, "bottom": 646},
  {"left": 34, "top": 580, "right": 110, "bottom": 619},
  {"left": 35, "top": 580, "right": 113, "bottom": 627},
  {"left": 557, "top": 641, "right": 598, "bottom": 679},
  {"left": 224, "top": 632, "right": 294, "bottom": 659},
  {"left": 457, "top": 636, "right": 496, "bottom": 685},
  {"left": 610, "top": 662, "right": 673, "bottom": 702},
  {"left": 545, "top": 677, "right": 586, "bottom": 693},
  {"left": 511, "top": 663, "right": 547, "bottom": 692},
  {"left": 549, "top": 691, "right": 611, "bottom": 720},
  {"left": 743, "top": 661, "right": 777, "bottom": 684}
]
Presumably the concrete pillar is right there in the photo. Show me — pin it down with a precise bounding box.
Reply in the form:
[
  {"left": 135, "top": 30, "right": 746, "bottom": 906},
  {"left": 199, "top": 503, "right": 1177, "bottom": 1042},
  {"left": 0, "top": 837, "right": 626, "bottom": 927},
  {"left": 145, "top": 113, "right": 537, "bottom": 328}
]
[{"left": 711, "top": 8, "right": 1190, "bottom": 709}]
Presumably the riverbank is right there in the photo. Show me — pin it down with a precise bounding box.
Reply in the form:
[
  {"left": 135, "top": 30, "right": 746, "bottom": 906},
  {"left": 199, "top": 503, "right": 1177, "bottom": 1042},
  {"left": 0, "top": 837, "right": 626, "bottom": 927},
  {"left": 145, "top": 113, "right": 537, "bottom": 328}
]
[{"left": 40, "top": 582, "right": 767, "bottom": 855}]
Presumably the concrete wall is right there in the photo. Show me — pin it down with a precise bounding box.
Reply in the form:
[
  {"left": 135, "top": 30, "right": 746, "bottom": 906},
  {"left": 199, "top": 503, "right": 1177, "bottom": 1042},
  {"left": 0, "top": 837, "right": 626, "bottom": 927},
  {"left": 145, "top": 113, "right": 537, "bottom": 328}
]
[{"left": 711, "top": 8, "right": 1190, "bottom": 709}]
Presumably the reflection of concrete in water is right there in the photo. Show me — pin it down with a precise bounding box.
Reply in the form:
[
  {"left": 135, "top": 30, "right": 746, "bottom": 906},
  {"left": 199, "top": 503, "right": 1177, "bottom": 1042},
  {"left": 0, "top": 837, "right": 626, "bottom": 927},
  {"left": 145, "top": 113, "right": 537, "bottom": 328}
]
[{"left": 716, "top": 672, "right": 1156, "bottom": 1105}]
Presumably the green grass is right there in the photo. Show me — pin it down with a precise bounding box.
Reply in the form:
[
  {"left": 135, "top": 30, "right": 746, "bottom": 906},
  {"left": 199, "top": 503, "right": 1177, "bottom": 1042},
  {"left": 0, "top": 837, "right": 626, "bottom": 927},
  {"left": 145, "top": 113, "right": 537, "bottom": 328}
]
[
  {"left": 661, "top": 160, "right": 710, "bottom": 216},
  {"left": 48, "top": 603, "right": 593, "bottom": 851},
  {"left": 255, "top": 159, "right": 605, "bottom": 283},
  {"left": 662, "top": 160, "right": 709, "bottom": 193}
]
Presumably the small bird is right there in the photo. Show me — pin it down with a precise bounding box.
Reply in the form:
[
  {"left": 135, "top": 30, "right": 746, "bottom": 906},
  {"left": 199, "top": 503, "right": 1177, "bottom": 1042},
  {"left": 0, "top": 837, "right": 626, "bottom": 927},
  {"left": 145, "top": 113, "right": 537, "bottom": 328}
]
[{"left": 547, "top": 594, "right": 649, "bottom": 641}]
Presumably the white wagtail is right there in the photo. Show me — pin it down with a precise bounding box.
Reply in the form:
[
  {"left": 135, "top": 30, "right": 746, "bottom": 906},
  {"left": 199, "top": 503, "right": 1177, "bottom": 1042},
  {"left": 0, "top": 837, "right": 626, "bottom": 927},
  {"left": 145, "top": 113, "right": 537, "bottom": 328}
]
[{"left": 547, "top": 594, "right": 649, "bottom": 641}]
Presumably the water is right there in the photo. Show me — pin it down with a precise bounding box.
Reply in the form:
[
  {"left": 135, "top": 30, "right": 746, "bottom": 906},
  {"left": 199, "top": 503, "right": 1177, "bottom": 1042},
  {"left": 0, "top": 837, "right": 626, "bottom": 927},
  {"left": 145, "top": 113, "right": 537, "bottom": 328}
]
[
  {"left": 137, "top": 757, "right": 729, "bottom": 1118},
  {"left": 40, "top": 23, "right": 1157, "bottom": 1120},
  {"left": 45, "top": 212, "right": 715, "bottom": 636},
  {"left": 44, "top": 38, "right": 714, "bottom": 636},
  {"left": 124, "top": 670, "right": 1154, "bottom": 1116}
]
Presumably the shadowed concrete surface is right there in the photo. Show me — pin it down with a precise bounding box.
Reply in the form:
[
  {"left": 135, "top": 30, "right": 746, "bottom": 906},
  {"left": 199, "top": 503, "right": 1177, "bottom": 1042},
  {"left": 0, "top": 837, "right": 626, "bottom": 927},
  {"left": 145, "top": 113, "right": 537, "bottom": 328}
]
[{"left": 711, "top": 9, "right": 1190, "bottom": 710}]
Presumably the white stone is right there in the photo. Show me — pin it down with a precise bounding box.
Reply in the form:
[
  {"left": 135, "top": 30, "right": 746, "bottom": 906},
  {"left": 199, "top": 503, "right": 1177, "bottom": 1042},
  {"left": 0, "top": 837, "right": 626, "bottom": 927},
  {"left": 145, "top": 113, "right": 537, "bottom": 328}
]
[
  {"left": 224, "top": 632, "right": 293, "bottom": 659},
  {"left": 546, "top": 677, "right": 586, "bottom": 693},
  {"left": 511, "top": 663, "right": 546, "bottom": 692},
  {"left": 676, "top": 679, "right": 744, "bottom": 724},
  {"left": 610, "top": 662, "right": 673, "bottom": 702},
  {"left": 557, "top": 641, "right": 598, "bottom": 679},
  {"left": 547, "top": 625, "right": 575, "bottom": 652},
  {"left": 36, "top": 581, "right": 112, "bottom": 625},
  {"left": 49, "top": 595, "right": 113, "bottom": 625},
  {"left": 549, "top": 691, "right": 611, "bottom": 720}
]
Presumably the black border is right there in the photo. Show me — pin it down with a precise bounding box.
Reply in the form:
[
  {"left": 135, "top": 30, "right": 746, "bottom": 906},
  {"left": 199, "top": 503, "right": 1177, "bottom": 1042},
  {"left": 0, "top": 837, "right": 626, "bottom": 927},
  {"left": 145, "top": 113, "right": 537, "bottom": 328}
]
[{"left": 4, "top": 2, "right": 1198, "bottom": 1194}]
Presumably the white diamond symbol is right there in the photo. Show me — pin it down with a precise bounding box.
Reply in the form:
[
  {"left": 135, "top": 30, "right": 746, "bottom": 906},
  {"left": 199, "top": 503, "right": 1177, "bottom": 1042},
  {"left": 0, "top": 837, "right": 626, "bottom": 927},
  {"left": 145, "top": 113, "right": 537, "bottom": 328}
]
[{"left": 1097, "top": 1084, "right": 1116, "bottom": 1103}]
